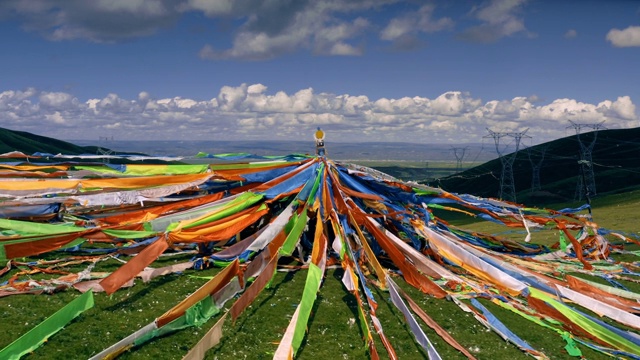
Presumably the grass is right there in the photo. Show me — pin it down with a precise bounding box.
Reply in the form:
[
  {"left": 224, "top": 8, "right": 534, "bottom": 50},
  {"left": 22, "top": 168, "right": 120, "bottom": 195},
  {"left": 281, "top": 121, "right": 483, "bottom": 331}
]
[
  {"left": 443, "top": 191, "right": 640, "bottom": 251},
  {"left": 1, "top": 193, "right": 639, "bottom": 359},
  {"left": 352, "top": 160, "right": 485, "bottom": 182}
]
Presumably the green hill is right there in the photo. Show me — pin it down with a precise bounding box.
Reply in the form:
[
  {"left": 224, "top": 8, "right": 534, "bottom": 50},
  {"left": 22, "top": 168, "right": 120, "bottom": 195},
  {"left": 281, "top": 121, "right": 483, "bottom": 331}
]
[
  {"left": 0, "top": 127, "right": 108, "bottom": 155},
  {"left": 433, "top": 127, "right": 640, "bottom": 204}
]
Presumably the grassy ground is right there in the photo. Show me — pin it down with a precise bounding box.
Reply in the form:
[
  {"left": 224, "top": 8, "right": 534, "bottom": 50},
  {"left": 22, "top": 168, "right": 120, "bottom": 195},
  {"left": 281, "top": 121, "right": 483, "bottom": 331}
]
[
  {"left": 350, "top": 160, "right": 483, "bottom": 182},
  {"left": 443, "top": 189, "right": 640, "bottom": 242},
  {"left": 1, "top": 192, "right": 638, "bottom": 359}
]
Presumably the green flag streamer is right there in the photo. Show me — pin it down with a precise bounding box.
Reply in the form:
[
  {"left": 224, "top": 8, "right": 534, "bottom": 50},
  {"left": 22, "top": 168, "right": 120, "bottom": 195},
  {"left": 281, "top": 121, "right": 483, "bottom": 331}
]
[{"left": 0, "top": 291, "right": 94, "bottom": 360}]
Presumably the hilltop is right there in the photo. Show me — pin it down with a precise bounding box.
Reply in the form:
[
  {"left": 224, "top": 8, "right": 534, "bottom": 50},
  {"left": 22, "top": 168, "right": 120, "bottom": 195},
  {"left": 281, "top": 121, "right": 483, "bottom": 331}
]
[
  {"left": 0, "top": 127, "right": 108, "bottom": 155},
  {"left": 433, "top": 127, "right": 640, "bottom": 204}
]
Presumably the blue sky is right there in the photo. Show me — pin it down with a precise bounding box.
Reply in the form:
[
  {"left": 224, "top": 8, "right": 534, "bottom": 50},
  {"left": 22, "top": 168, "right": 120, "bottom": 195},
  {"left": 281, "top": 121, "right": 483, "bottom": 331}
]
[{"left": 1, "top": 0, "right": 639, "bottom": 145}]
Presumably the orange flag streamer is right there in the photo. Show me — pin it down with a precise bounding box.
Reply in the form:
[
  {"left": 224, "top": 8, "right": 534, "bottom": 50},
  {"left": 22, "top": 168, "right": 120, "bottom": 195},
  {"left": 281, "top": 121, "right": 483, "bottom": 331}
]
[
  {"left": 556, "top": 221, "right": 593, "bottom": 270},
  {"left": 100, "top": 236, "right": 169, "bottom": 295}
]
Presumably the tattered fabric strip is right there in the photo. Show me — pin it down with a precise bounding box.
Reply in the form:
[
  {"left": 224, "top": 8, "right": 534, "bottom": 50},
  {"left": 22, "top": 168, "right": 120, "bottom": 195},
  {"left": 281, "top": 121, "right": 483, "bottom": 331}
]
[
  {"left": 468, "top": 298, "right": 542, "bottom": 357},
  {"left": 0, "top": 173, "right": 212, "bottom": 198},
  {"left": 527, "top": 287, "right": 640, "bottom": 354},
  {"left": 360, "top": 214, "right": 446, "bottom": 298},
  {"left": 555, "top": 284, "right": 640, "bottom": 330},
  {"left": 417, "top": 224, "right": 527, "bottom": 296},
  {"left": 99, "top": 236, "right": 169, "bottom": 295},
  {"left": 489, "top": 297, "right": 583, "bottom": 357},
  {"left": 397, "top": 287, "right": 478, "bottom": 359},
  {"left": 274, "top": 211, "right": 327, "bottom": 358},
  {"left": 182, "top": 312, "right": 229, "bottom": 360},
  {"left": 387, "top": 276, "right": 442, "bottom": 360},
  {"left": 90, "top": 260, "right": 240, "bottom": 359},
  {"left": 450, "top": 297, "right": 547, "bottom": 359},
  {"left": 336, "top": 216, "right": 382, "bottom": 359}
]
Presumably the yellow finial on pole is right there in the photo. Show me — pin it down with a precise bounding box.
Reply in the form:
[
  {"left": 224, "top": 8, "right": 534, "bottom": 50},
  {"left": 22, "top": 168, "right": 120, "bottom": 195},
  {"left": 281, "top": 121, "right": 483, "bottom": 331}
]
[{"left": 314, "top": 127, "right": 326, "bottom": 156}]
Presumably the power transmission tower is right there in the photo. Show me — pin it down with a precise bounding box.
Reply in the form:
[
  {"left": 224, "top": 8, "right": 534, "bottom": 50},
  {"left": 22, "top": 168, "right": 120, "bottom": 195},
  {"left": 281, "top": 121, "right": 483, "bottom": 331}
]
[
  {"left": 526, "top": 146, "right": 547, "bottom": 193},
  {"left": 484, "top": 128, "right": 530, "bottom": 202},
  {"left": 424, "top": 161, "right": 430, "bottom": 179},
  {"left": 97, "top": 147, "right": 114, "bottom": 164},
  {"left": 450, "top": 146, "right": 469, "bottom": 173},
  {"left": 567, "top": 121, "right": 606, "bottom": 201}
]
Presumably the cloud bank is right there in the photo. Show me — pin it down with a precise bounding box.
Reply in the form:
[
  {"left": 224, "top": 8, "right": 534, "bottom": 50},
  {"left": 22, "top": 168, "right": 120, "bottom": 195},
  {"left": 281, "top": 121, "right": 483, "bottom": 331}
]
[
  {"left": 1, "top": 85, "right": 636, "bottom": 144},
  {"left": 3, "top": 0, "right": 636, "bottom": 60},
  {"left": 0, "top": 0, "right": 538, "bottom": 59}
]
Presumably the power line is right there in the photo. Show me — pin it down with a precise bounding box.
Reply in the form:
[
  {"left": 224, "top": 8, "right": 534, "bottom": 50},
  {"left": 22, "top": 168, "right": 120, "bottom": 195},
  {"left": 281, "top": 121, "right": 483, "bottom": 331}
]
[{"left": 470, "top": 138, "right": 486, "bottom": 164}]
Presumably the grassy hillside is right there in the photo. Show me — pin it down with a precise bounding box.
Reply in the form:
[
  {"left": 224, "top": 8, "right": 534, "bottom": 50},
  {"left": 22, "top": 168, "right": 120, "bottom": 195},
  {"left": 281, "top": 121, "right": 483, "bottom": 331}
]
[
  {"left": 433, "top": 127, "right": 640, "bottom": 204},
  {"left": 0, "top": 128, "right": 178, "bottom": 164},
  {"left": 349, "top": 160, "right": 461, "bottom": 182},
  {"left": 0, "top": 127, "right": 107, "bottom": 155}
]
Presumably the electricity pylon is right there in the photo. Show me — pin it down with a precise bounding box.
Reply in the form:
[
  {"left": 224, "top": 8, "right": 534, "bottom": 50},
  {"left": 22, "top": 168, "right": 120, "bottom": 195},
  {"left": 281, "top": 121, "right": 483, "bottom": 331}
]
[
  {"left": 526, "top": 146, "right": 547, "bottom": 193},
  {"left": 451, "top": 146, "right": 469, "bottom": 173},
  {"left": 485, "top": 128, "right": 530, "bottom": 202},
  {"left": 97, "top": 147, "right": 114, "bottom": 164},
  {"left": 567, "top": 121, "right": 606, "bottom": 201}
]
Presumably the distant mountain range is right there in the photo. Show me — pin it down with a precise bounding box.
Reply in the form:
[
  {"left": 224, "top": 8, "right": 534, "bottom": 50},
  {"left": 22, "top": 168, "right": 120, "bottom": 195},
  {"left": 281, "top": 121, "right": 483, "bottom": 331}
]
[
  {"left": 1, "top": 127, "right": 497, "bottom": 162},
  {"left": 69, "top": 139, "right": 496, "bottom": 162}
]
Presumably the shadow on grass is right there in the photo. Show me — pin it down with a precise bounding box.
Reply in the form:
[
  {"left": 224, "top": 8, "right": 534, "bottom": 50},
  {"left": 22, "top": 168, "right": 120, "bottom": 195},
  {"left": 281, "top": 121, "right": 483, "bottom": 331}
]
[
  {"left": 208, "top": 270, "right": 298, "bottom": 358},
  {"left": 104, "top": 275, "right": 179, "bottom": 312},
  {"left": 233, "top": 269, "right": 297, "bottom": 328},
  {"left": 118, "top": 271, "right": 300, "bottom": 359},
  {"left": 296, "top": 268, "right": 363, "bottom": 358}
]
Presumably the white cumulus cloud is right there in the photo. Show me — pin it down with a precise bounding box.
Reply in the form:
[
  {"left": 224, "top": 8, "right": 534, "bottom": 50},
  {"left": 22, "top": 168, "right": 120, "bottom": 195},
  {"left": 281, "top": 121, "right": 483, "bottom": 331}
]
[
  {"left": 39, "top": 92, "right": 79, "bottom": 108},
  {"left": 606, "top": 26, "right": 640, "bottom": 47}
]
